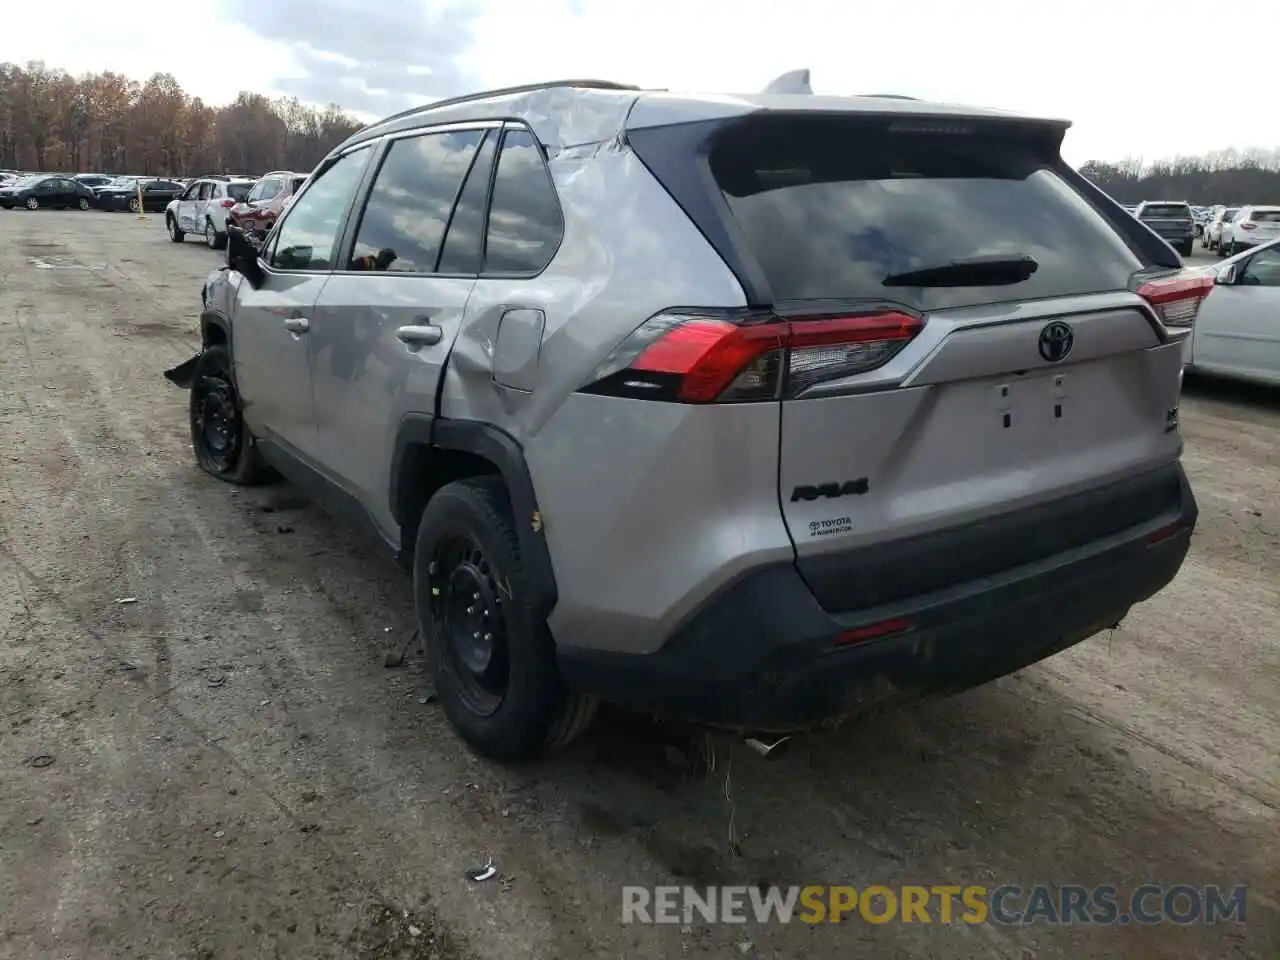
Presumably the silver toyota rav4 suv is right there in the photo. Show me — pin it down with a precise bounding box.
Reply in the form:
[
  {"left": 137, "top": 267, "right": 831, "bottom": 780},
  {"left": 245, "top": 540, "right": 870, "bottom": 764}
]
[{"left": 169, "top": 77, "right": 1204, "bottom": 760}]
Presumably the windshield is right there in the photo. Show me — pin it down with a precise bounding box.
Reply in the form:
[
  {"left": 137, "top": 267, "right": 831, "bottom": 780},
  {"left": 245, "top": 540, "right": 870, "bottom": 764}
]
[
  {"left": 1139, "top": 204, "right": 1190, "bottom": 218},
  {"left": 710, "top": 116, "right": 1143, "bottom": 312}
]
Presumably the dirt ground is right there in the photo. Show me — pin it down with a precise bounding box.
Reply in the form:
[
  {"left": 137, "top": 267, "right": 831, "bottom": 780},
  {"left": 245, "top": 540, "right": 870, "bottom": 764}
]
[{"left": 0, "top": 212, "right": 1277, "bottom": 960}]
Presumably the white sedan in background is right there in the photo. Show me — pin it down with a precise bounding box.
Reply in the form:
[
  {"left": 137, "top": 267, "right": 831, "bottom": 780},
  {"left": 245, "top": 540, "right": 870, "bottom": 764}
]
[{"left": 1183, "top": 237, "right": 1280, "bottom": 387}]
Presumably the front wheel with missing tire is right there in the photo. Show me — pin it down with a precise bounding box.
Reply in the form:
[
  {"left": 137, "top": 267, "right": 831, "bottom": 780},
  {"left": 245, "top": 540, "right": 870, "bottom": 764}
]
[
  {"left": 414, "top": 477, "right": 597, "bottom": 761},
  {"left": 188, "top": 345, "right": 270, "bottom": 485}
]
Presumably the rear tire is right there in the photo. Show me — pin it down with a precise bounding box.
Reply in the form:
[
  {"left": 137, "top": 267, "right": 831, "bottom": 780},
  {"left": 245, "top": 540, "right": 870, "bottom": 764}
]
[
  {"left": 167, "top": 215, "right": 184, "bottom": 243},
  {"left": 414, "top": 476, "right": 597, "bottom": 761},
  {"left": 188, "top": 345, "right": 270, "bottom": 485},
  {"left": 205, "top": 219, "right": 226, "bottom": 250},
  {"left": 25, "top": 197, "right": 38, "bottom": 210},
  {"left": 77, "top": 197, "right": 90, "bottom": 210}
]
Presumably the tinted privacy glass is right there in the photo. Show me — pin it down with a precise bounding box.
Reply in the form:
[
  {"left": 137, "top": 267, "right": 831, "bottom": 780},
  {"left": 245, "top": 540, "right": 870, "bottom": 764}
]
[
  {"left": 228, "top": 183, "right": 250, "bottom": 200},
  {"left": 483, "top": 128, "right": 563, "bottom": 274},
  {"left": 1141, "top": 204, "right": 1191, "bottom": 217},
  {"left": 711, "top": 119, "right": 1144, "bottom": 311},
  {"left": 437, "top": 130, "right": 497, "bottom": 274},
  {"left": 1249, "top": 210, "right": 1280, "bottom": 222},
  {"left": 269, "top": 147, "right": 370, "bottom": 271},
  {"left": 349, "top": 129, "right": 484, "bottom": 272}
]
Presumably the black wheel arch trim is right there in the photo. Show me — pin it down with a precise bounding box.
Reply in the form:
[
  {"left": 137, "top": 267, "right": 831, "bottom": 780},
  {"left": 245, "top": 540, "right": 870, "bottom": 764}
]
[
  {"left": 391, "top": 415, "right": 558, "bottom": 623},
  {"left": 166, "top": 311, "right": 234, "bottom": 390}
]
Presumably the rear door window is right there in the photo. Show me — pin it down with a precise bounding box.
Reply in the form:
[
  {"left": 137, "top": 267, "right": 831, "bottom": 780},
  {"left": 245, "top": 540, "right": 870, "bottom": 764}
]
[
  {"left": 437, "top": 130, "right": 498, "bottom": 275},
  {"left": 709, "top": 117, "right": 1145, "bottom": 312},
  {"left": 347, "top": 128, "right": 485, "bottom": 273}
]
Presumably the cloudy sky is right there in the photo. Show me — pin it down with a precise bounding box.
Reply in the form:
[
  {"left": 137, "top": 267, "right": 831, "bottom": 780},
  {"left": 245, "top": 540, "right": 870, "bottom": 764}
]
[{"left": 3, "top": 0, "right": 1276, "bottom": 166}]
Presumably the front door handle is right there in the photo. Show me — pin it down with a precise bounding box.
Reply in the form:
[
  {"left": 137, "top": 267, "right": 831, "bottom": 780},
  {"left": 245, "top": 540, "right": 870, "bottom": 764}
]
[
  {"left": 283, "top": 316, "right": 310, "bottom": 334},
  {"left": 396, "top": 324, "right": 443, "bottom": 347}
]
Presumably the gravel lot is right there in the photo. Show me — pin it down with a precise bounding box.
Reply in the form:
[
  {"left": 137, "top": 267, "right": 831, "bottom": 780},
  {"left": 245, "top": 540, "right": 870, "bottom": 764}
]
[{"left": 1, "top": 211, "right": 1277, "bottom": 960}]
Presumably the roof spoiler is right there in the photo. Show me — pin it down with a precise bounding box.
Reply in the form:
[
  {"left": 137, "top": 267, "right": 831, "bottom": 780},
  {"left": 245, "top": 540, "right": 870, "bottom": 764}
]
[{"left": 762, "top": 69, "right": 812, "bottom": 95}]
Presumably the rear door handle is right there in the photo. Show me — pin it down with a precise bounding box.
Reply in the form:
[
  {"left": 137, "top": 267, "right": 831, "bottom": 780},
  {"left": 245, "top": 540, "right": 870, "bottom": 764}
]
[
  {"left": 396, "top": 324, "right": 443, "bottom": 347},
  {"left": 283, "top": 316, "right": 310, "bottom": 334}
]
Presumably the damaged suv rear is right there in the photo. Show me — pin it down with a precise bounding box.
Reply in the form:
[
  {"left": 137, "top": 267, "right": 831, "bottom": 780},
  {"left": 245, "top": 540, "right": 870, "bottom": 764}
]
[{"left": 171, "top": 77, "right": 1201, "bottom": 760}]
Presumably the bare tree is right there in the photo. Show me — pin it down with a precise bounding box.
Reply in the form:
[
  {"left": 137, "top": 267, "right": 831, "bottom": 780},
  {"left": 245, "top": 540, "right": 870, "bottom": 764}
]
[{"left": 0, "top": 60, "right": 362, "bottom": 175}]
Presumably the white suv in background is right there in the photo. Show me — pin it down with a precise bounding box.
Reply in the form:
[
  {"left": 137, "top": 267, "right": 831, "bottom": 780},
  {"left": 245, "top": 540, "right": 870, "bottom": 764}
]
[
  {"left": 1219, "top": 206, "right": 1280, "bottom": 257},
  {"left": 165, "top": 177, "right": 255, "bottom": 250}
]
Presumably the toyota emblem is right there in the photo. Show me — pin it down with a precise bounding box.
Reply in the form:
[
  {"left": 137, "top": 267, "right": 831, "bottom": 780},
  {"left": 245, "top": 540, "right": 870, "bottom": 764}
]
[{"left": 1038, "top": 321, "right": 1075, "bottom": 363}]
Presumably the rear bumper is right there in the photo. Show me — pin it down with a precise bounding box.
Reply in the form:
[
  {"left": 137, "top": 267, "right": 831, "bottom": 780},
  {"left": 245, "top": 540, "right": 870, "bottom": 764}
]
[{"left": 558, "top": 465, "right": 1197, "bottom": 729}]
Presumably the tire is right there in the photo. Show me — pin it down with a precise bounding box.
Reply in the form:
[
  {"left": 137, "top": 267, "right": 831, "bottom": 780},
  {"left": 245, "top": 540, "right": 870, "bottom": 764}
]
[
  {"left": 1179, "top": 240, "right": 1193, "bottom": 257},
  {"left": 77, "top": 197, "right": 90, "bottom": 210},
  {"left": 205, "top": 219, "right": 226, "bottom": 250},
  {"left": 188, "top": 345, "right": 270, "bottom": 485},
  {"left": 414, "top": 476, "right": 598, "bottom": 760},
  {"left": 167, "top": 215, "right": 184, "bottom": 243},
  {"left": 128, "top": 197, "right": 140, "bottom": 213},
  {"left": 25, "top": 197, "right": 38, "bottom": 210}
]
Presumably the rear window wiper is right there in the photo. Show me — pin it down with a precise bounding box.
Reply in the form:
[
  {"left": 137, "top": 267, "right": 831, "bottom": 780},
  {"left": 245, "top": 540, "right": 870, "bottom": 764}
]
[{"left": 882, "top": 254, "right": 1039, "bottom": 288}]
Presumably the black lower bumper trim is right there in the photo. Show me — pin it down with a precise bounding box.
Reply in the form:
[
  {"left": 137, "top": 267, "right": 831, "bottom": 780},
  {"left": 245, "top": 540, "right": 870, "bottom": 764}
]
[{"left": 558, "top": 467, "right": 1197, "bottom": 729}]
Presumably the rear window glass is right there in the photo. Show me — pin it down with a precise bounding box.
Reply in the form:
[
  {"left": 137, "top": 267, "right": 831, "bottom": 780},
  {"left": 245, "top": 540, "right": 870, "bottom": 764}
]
[
  {"left": 1140, "top": 204, "right": 1190, "bottom": 218},
  {"left": 709, "top": 118, "right": 1144, "bottom": 311},
  {"left": 1249, "top": 209, "right": 1280, "bottom": 222},
  {"left": 227, "top": 183, "right": 251, "bottom": 200}
]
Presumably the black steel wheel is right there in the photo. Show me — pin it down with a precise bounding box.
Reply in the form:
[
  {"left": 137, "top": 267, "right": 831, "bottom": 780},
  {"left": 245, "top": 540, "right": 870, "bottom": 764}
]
[
  {"left": 187, "top": 345, "right": 269, "bottom": 485},
  {"left": 415, "top": 477, "right": 598, "bottom": 760},
  {"left": 430, "top": 532, "right": 510, "bottom": 717}
]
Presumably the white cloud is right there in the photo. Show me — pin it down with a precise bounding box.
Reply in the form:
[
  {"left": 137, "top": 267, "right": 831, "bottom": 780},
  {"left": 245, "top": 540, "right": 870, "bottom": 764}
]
[{"left": 3, "top": 0, "right": 1278, "bottom": 165}]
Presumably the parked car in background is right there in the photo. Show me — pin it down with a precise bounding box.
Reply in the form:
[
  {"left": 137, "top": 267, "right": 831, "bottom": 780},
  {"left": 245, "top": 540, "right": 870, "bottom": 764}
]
[
  {"left": 1184, "top": 236, "right": 1280, "bottom": 386},
  {"left": 1218, "top": 205, "right": 1280, "bottom": 257},
  {"left": 1191, "top": 207, "right": 1209, "bottom": 238},
  {"left": 95, "top": 178, "right": 185, "bottom": 212},
  {"left": 171, "top": 80, "right": 1200, "bottom": 759},
  {"left": 225, "top": 170, "right": 308, "bottom": 237},
  {"left": 1202, "top": 206, "right": 1237, "bottom": 250},
  {"left": 1133, "top": 201, "right": 1195, "bottom": 256},
  {"left": 0, "top": 175, "right": 96, "bottom": 210},
  {"left": 73, "top": 173, "right": 116, "bottom": 192},
  {"left": 165, "top": 177, "right": 255, "bottom": 248}
]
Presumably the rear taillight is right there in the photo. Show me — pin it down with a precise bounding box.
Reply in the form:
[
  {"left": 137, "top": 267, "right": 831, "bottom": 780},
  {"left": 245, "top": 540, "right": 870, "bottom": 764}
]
[
  {"left": 1136, "top": 273, "right": 1214, "bottom": 328},
  {"left": 220, "top": 199, "right": 235, "bottom": 208},
  {"left": 1240, "top": 221, "right": 1256, "bottom": 231},
  {"left": 580, "top": 309, "right": 924, "bottom": 403}
]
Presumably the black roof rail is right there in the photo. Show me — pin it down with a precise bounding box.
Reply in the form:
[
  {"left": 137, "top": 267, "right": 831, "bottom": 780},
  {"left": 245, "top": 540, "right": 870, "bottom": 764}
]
[{"left": 362, "top": 79, "right": 641, "bottom": 130}]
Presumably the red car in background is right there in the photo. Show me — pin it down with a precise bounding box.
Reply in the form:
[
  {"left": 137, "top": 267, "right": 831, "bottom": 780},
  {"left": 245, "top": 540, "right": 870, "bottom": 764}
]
[{"left": 225, "top": 170, "right": 308, "bottom": 238}]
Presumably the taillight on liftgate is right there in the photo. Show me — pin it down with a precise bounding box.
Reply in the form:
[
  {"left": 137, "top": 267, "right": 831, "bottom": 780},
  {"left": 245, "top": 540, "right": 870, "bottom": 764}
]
[
  {"left": 1136, "top": 273, "right": 1214, "bottom": 328},
  {"left": 579, "top": 310, "right": 925, "bottom": 403},
  {"left": 220, "top": 199, "right": 236, "bottom": 208}
]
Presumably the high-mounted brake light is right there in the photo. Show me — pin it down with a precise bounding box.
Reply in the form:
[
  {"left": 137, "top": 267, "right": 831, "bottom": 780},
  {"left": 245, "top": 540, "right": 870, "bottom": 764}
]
[
  {"left": 580, "top": 310, "right": 924, "bottom": 403},
  {"left": 1136, "top": 273, "right": 1214, "bottom": 328}
]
